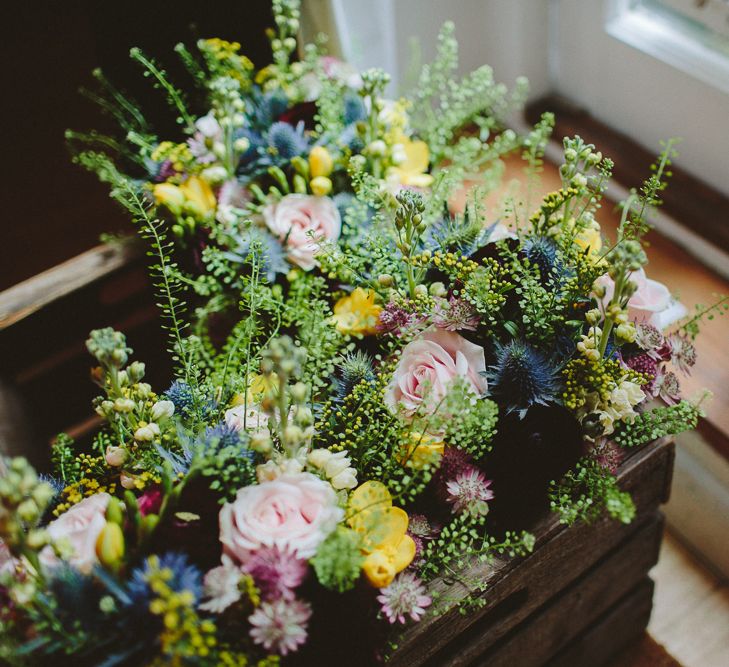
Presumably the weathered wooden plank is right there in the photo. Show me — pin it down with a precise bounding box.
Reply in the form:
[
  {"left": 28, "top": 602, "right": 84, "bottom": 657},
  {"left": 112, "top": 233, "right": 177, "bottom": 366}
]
[
  {"left": 389, "top": 439, "right": 674, "bottom": 666},
  {"left": 455, "top": 515, "right": 664, "bottom": 667},
  {"left": 546, "top": 579, "right": 655, "bottom": 667},
  {"left": 0, "top": 241, "right": 139, "bottom": 330}
]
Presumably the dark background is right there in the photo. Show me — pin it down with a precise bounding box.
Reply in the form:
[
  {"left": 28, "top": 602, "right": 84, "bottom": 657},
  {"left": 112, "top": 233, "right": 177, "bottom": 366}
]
[{"left": 1, "top": 0, "right": 274, "bottom": 290}]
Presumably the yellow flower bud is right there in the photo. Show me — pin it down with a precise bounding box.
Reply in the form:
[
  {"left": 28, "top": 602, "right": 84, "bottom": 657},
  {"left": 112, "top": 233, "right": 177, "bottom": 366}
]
[
  {"left": 310, "top": 176, "right": 333, "bottom": 197},
  {"left": 96, "top": 522, "right": 125, "bottom": 570},
  {"left": 308, "top": 146, "right": 333, "bottom": 178}
]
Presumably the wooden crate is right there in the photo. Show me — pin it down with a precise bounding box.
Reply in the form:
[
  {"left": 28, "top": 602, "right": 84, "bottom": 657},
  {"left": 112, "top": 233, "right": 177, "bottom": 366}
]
[{"left": 389, "top": 438, "right": 673, "bottom": 667}]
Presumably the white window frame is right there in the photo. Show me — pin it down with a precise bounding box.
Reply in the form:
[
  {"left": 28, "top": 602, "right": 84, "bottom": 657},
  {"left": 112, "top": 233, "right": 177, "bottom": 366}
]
[{"left": 606, "top": 0, "right": 729, "bottom": 95}]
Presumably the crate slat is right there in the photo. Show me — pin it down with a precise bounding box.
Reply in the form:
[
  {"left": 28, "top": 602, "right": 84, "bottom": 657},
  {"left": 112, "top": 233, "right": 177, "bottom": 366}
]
[{"left": 389, "top": 438, "right": 674, "bottom": 666}]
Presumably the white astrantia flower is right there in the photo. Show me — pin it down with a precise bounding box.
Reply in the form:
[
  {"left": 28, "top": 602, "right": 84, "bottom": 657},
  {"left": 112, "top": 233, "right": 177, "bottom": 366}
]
[{"left": 199, "top": 555, "right": 242, "bottom": 614}]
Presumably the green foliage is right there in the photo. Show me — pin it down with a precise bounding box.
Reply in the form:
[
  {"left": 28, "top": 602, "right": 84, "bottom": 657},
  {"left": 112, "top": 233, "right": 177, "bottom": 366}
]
[
  {"left": 75, "top": 154, "right": 195, "bottom": 386},
  {"left": 282, "top": 273, "right": 349, "bottom": 393},
  {"left": 678, "top": 295, "right": 729, "bottom": 340},
  {"left": 549, "top": 457, "right": 636, "bottom": 525},
  {"left": 129, "top": 47, "right": 194, "bottom": 129},
  {"left": 197, "top": 436, "right": 257, "bottom": 503},
  {"left": 408, "top": 22, "right": 526, "bottom": 166},
  {"left": 428, "top": 382, "right": 499, "bottom": 459},
  {"left": 310, "top": 526, "right": 364, "bottom": 592},
  {"left": 51, "top": 434, "right": 81, "bottom": 484},
  {"left": 614, "top": 400, "right": 702, "bottom": 448}
]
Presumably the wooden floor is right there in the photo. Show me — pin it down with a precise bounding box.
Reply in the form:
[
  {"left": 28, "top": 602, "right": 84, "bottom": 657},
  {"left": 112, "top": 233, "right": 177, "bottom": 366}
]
[{"left": 648, "top": 531, "right": 729, "bottom": 667}]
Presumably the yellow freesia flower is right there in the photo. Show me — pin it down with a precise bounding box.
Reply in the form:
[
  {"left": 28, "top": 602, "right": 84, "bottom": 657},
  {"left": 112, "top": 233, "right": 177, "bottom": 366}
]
[
  {"left": 180, "top": 176, "right": 216, "bottom": 218},
  {"left": 347, "top": 481, "right": 416, "bottom": 587},
  {"left": 398, "top": 432, "right": 445, "bottom": 469},
  {"left": 390, "top": 134, "right": 434, "bottom": 188},
  {"left": 230, "top": 374, "right": 278, "bottom": 406},
  {"left": 309, "top": 146, "right": 334, "bottom": 178},
  {"left": 331, "top": 288, "right": 382, "bottom": 336},
  {"left": 574, "top": 225, "right": 602, "bottom": 255},
  {"left": 153, "top": 182, "right": 185, "bottom": 214},
  {"left": 153, "top": 176, "right": 216, "bottom": 219}
]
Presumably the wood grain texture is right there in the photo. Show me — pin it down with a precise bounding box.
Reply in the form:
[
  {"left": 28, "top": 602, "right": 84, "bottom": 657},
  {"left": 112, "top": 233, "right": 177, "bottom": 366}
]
[
  {"left": 389, "top": 439, "right": 674, "bottom": 666},
  {"left": 547, "top": 579, "right": 655, "bottom": 667},
  {"left": 0, "top": 242, "right": 140, "bottom": 329},
  {"left": 442, "top": 516, "right": 664, "bottom": 667}
]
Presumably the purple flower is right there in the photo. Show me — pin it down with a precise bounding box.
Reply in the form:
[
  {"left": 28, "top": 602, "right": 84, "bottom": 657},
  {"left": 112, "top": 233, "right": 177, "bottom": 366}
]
[
  {"left": 377, "top": 571, "right": 432, "bottom": 624},
  {"left": 624, "top": 353, "right": 658, "bottom": 389},
  {"left": 446, "top": 466, "right": 494, "bottom": 517},
  {"left": 243, "top": 546, "right": 308, "bottom": 601},
  {"left": 587, "top": 438, "right": 624, "bottom": 474},
  {"left": 377, "top": 301, "right": 422, "bottom": 336},
  {"left": 248, "top": 597, "right": 311, "bottom": 655},
  {"left": 432, "top": 295, "right": 479, "bottom": 332}
]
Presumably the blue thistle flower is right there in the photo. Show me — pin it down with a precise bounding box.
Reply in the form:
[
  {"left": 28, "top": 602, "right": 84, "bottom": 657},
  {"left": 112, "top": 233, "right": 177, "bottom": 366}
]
[
  {"left": 343, "top": 93, "right": 366, "bottom": 124},
  {"left": 164, "top": 380, "right": 194, "bottom": 414},
  {"left": 267, "top": 121, "right": 308, "bottom": 159},
  {"left": 523, "top": 236, "right": 560, "bottom": 281},
  {"left": 202, "top": 422, "right": 245, "bottom": 451},
  {"left": 47, "top": 565, "right": 108, "bottom": 632},
  {"left": 126, "top": 552, "right": 203, "bottom": 607},
  {"left": 222, "top": 227, "right": 289, "bottom": 282},
  {"left": 334, "top": 351, "right": 375, "bottom": 401},
  {"left": 484, "top": 340, "right": 561, "bottom": 418}
]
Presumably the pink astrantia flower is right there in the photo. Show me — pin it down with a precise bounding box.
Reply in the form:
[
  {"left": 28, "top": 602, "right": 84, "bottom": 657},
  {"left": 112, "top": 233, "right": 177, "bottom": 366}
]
[
  {"left": 263, "top": 194, "right": 341, "bottom": 270},
  {"left": 445, "top": 467, "right": 494, "bottom": 517},
  {"left": 432, "top": 296, "right": 479, "bottom": 332},
  {"left": 243, "top": 545, "right": 308, "bottom": 601},
  {"left": 595, "top": 268, "right": 686, "bottom": 330},
  {"left": 377, "top": 571, "right": 432, "bottom": 624},
  {"left": 41, "top": 493, "right": 110, "bottom": 574},
  {"left": 384, "top": 329, "right": 487, "bottom": 418},
  {"left": 219, "top": 472, "right": 343, "bottom": 561},
  {"left": 248, "top": 597, "right": 312, "bottom": 655}
]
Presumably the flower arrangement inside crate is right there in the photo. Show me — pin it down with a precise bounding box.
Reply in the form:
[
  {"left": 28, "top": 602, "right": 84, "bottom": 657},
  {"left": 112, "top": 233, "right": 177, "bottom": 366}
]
[{"left": 2, "top": 1, "right": 727, "bottom": 664}]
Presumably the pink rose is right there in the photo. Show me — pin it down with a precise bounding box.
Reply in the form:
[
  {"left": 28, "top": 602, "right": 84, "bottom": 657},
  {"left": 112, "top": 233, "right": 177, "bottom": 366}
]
[
  {"left": 596, "top": 268, "right": 686, "bottom": 330},
  {"left": 385, "top": 329, "right": 488, "bottom": 418},
  {"left": 219, "top": 473, "right": 343, "bottom": 561},
  {"left": 42, "top": 493, "right": 110, "bottom": 573},
  {"left": 263, "top": 194, "right": 341, "bottom": 270}
]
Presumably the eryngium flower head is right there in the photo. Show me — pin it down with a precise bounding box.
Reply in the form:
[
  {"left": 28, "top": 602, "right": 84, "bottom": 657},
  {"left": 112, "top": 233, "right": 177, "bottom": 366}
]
[
  {"left": 377, "top": 571, "right": 432, "bottom": 624},
  {"left": 485, "top": 340, "right": 561, "bottom": 418},
  {"left": 523, "top": 236, "right": 560, "bottom": 281}
]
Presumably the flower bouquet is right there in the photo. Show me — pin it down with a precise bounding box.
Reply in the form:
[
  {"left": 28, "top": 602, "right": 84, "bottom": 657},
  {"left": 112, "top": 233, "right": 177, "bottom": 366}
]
[{"left": 2, "top": 1, "right": 727, "bottom": 665}]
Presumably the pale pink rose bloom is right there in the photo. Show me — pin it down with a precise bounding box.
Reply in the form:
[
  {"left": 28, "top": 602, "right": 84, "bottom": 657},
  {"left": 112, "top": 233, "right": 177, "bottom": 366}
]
[
  {"left": 263, "top": 194, "right": 341, "bottom": 270},
  {"left": 596, "top": 268, "right": 686, "bottom": 330},
  {"left": 219, "top": 473, "right": 343, "bottom": 561},
  {"left": 384, "top": 329, "right": 488, "bottom": 418},
  {"left": 41, "top": 493, "right": 110, "bottom": 574}
]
